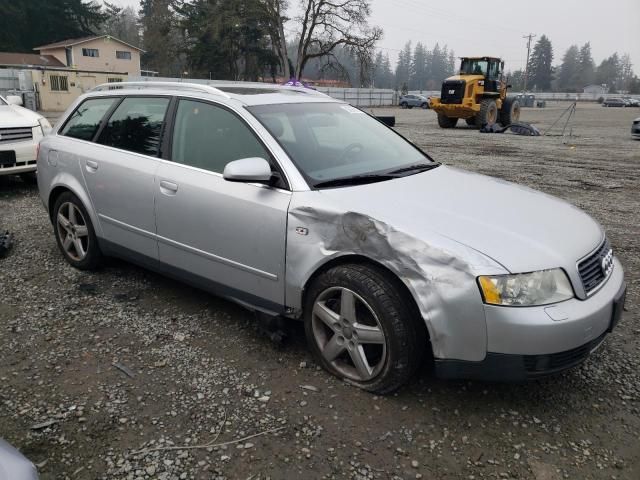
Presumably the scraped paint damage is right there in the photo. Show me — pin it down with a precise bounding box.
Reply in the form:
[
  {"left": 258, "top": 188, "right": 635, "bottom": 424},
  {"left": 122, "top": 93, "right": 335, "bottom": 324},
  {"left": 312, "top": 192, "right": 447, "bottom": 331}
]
[{"left": 286, "top": 206, "right": 505, "bottom": 361}]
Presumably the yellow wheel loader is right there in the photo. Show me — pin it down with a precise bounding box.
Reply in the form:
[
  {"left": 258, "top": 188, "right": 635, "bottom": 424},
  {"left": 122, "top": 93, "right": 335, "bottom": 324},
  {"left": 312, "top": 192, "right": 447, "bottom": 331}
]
[{"left": 430, "top": 57, "right": 520, "bottom": 129}]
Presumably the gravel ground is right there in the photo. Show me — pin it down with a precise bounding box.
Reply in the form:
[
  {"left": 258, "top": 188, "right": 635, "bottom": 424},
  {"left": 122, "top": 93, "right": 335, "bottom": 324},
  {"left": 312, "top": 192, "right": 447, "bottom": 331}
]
[{"left": 1, "top": 103, "right": 638, "bottom": 480}]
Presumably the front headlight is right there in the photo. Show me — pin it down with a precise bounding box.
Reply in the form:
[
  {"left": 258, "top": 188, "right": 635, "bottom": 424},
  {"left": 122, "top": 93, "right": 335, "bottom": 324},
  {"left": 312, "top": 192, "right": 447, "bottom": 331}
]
[
  {"left": 478, "top": 268, "right": 574, "bottom": 306},
  {"left": 38, "top": 117, "right": 52, "bottom": 134}
]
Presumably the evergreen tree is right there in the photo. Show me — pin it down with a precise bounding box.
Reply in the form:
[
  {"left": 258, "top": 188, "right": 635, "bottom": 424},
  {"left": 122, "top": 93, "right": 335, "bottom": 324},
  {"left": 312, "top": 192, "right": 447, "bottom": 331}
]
[
  {"left": 0, "top": 0, "right": 106, "bottom": 52},
  {"left": 395, "top": 42, "right": 412, "bottom": 89},
  {"left": 556, "top": 45, "right": 580, "bottom": 92},
  {"left": 411, "top": 42, "right": 427, "bottom": 91},
  {"left": 140, "top": 0, "right": 183, "bottom": 76},
  {"left": 101, "top": 2, "right": 140, "bottom": 47},
  {"left": 577, "top": 42, "right": 595, "bottom": 87},
  {"left": 526, "top": 34, "right": 553, "bottom": 91},
  {"left": 596, "top": 53, "right": 623, "bottom": 92}
]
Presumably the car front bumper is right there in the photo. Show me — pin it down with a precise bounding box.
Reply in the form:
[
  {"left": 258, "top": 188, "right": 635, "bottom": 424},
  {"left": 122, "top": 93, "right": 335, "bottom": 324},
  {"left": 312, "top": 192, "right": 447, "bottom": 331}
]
[
  {"left": 435, "top": 257, "right": 626, "bottom": 381},
  {"left": 0, "top": 139, "right": 38, "bottom": 175}
]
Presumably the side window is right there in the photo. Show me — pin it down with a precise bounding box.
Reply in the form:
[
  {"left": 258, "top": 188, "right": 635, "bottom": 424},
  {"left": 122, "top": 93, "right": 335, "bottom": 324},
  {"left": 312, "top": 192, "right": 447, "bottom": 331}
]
[
  {"left": 60, "top": 98, "right": 118, "bottom": 141},
  {"left": 97, "top": 97, "right": 169, "bottom": 156},
  {"left": 171, "top": 99, "right": 270, "bottom": 173}
]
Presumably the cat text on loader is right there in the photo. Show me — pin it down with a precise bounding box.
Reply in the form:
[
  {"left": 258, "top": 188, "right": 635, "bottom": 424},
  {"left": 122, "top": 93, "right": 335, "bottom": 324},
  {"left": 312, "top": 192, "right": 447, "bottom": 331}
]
[{"left": 430, "top": 56, "right": 520, "bottom": 129}]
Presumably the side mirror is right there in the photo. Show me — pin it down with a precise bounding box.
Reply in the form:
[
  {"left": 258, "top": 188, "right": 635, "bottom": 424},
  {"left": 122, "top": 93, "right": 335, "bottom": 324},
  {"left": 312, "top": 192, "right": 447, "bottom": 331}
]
[
  {"left": 223, "top": 157, "right": 273, "bottom": 183},
  {"left": 6, "top": 95, "right": 23, "bottom": 106}
]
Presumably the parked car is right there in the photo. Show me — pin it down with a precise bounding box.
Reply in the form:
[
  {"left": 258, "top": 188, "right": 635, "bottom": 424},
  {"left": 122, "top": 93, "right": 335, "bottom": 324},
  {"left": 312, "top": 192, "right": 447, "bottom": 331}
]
[
  {"left": 399, "top": 94, "right": 430, "bottom": 109},
  {"left": 602, "top": 98, "right": 627, "bottom": 107},
  {"left": 0, "top": 438, "right": 39, "bottom": 479},
  {"left": 632, "top": 117, "right": 640, "bottom": 139},
  {"left": 622, "top": 97, "right": 640, "bottom": 107},
  {"left": 38, "top": 82, "right": 626, "bottom": 393},
  {"left": 0, "top": 94, "right": 51, "bottom": 182}
]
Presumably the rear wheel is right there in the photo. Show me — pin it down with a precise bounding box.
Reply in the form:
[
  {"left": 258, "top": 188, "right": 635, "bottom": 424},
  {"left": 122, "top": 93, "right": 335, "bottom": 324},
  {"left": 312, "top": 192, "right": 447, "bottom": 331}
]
[
  {"left": 437, "top": 113, "right": 459, "bottom": 128},
  {"left": 500, "top": 97, "right": 521, "bottom": 125},
  {"left": 53, "top": 191, "right": 103, "bottom": 270},
  {"left": 476, "top": 99, "right": 499, "bottom": 128},
  {"left": 304, "top": 264, "right": 425, "bottom": 394},
  {"left": 400, "top": 102, "right": 408, "bottom": 109}
]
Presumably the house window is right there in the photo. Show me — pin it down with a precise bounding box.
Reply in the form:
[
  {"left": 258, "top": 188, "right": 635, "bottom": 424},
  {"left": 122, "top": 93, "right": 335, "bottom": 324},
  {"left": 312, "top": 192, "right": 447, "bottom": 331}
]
[
  {"left": 116, "top": 51, "right": 132, "bottom": 60},
  {"left": 65, "top": 47, "right": 72, "bottom": 66},
  {"left": 82, "top": 48, "right": 99, "bottom": 57},
  {"left": 50, "top": 75, "right": 69, "bottom": 92}
]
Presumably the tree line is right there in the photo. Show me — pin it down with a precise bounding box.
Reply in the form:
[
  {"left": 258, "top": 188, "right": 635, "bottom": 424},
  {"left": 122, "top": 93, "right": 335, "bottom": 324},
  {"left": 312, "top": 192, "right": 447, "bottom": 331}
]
[
  {"left": 0, "top": 1, "right": 637, "bottom": 93},
  {"left": 507, "top": 34, "right": 639, "bottom": 94}
]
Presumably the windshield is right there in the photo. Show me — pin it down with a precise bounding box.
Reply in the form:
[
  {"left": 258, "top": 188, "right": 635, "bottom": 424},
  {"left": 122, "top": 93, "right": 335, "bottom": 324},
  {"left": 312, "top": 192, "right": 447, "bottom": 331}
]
[
  {"left": 248, "top": 103, "right": 432, "bottom": 186},
  {"left": 460, "top": 59, "right": 488, "bottom": 76}
]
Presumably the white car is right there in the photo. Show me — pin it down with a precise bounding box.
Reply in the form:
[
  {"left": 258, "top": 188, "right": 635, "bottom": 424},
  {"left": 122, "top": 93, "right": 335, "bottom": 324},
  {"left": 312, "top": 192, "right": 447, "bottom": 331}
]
[{"left": 0, "top": 94, "right": 51, "bottom": 181}]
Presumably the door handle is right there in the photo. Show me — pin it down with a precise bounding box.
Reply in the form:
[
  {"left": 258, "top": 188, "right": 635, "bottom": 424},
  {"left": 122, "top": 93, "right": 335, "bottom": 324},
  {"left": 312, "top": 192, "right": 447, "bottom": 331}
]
[
  {"left": 159, "top": 180, "right": 178, "bottom": 195},
  {"left": 86, "top": 160, "right": 98, "bottom": 172}
]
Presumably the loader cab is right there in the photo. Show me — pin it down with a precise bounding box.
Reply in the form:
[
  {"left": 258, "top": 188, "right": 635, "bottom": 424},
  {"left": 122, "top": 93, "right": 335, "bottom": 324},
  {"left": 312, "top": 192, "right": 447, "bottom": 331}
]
[{"left": 460, "top": 57, "right": 504, "bottom": 92}]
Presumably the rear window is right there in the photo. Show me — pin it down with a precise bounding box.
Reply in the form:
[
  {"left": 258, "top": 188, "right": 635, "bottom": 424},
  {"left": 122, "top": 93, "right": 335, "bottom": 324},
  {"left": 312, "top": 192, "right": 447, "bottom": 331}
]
[
  {"left": 60, "top": 98, "right": 118, "bottom": 141},
  {"left": 97, "top": 97, "right": 170, "bottom": 156}
]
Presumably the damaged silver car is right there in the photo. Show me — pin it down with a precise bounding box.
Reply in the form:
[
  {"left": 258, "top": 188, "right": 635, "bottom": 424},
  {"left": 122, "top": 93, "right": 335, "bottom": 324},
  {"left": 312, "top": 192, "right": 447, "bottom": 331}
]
[{"left": 37, "top": 82, "right": 626, "bottom": 393}]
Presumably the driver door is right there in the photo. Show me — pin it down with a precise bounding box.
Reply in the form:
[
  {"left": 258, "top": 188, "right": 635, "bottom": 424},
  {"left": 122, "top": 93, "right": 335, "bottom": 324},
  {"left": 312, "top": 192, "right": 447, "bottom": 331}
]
[{"left": 154, "top": 99, "right": 291, "bottom": 311}]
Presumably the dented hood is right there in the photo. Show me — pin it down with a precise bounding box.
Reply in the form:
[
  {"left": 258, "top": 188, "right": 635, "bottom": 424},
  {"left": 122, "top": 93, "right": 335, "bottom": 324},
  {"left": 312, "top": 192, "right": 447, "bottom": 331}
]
[{"left": 317, "top": 165, "right": 603, "bottom": 274}]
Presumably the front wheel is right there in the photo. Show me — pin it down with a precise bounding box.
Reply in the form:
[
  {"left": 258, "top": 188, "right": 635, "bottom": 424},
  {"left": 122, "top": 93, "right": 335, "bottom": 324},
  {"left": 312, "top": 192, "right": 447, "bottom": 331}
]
[
  {"left": 500, "top": 97, "right": 521, "bottom": 125},
  {"left": 400, "top": 102, "right": 408, "bottom": 109},
  {"left": 304, "top": 264, "right": 425, "bottom": 394},
  {"left": 476, "top": 99, "right": 499, "bottom": 128},
  {"left": 53, "top": 191, "right": 103, "bottom": 270},
  {"left": 437, "top": 113, "right": 459, "bottom": 128}
]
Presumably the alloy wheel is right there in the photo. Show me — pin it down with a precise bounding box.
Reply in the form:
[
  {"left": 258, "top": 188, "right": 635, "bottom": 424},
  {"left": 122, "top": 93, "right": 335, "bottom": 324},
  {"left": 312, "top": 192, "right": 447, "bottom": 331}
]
[
  {"left": 311, "top": 287, "right": 387, "bottom": 382},
  {"left": 56, "top": 202, "right": 89, "bottom": 261}
]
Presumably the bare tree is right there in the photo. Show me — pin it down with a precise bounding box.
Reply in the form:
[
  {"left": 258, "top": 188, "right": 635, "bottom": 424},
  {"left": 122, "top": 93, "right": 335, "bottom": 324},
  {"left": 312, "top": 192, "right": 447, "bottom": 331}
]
[{"left": 290, "top": 0, "right": 382, "bottom": 80}]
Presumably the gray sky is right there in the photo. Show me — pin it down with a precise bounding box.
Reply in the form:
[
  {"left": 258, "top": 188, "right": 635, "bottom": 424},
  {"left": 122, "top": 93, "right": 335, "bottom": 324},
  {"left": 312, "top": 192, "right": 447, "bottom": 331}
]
[{"left": 109, "top": 0, "right": 640, "bottom": 73}]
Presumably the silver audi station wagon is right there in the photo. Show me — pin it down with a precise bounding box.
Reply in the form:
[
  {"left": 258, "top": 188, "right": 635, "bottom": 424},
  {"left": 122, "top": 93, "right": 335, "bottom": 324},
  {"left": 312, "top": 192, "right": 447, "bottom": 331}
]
[{"left": 37, "top": 82, "right": 626, "bottom": 393}]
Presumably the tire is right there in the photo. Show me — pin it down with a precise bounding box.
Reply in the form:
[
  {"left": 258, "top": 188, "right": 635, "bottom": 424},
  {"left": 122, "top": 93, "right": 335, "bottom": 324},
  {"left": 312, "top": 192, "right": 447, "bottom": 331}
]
[
  {"left": 500, "top": 97, "right": 521, "bottom": 126},
  {"left": 437, "top": 113, "right": 459, "bottom": 128},
  {"left": 400, "top": 102, "right": 408, "bottom": 109},
  {"left": 476, "top": 99, "right": 499, "bottom": 128},
  {"left": 52, "top": 191, "right": 103, "bottom": 270},
  {"left": 304, "top": 264, "right": 426, "bottom": 394},
  {"left": 465, "top": 117, "right": 477, "bottom": 127},
  {"left": 19, "top": 172, "right": 37, "bottom": 185},
  {"left": 407, "top": 105, "right": 414, "bottom": 109},
  {"left": 421, "top": 102, "right": 429, "bottom": 109}
]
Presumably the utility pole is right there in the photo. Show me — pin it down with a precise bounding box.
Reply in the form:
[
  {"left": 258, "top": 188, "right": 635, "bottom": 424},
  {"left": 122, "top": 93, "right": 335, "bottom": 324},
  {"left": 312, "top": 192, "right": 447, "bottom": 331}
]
[{"left": 523, "top": 33, "right": 536, "bottom": 92}]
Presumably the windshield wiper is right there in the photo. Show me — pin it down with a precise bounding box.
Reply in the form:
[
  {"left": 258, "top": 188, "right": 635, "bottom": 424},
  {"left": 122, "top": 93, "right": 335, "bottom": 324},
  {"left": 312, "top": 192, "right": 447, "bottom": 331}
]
[
  {"left": 313, "top": 173, "right": 397, "bottom": 189},
  {"left": 388, "top": 162, "right": 440, "bottom": 175}
]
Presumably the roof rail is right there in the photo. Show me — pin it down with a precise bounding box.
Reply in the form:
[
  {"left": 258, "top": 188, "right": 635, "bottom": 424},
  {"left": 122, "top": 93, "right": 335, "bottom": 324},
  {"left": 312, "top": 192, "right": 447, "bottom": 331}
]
[{"left": 92, "top": 81, "right": 231, "bottom": 98}]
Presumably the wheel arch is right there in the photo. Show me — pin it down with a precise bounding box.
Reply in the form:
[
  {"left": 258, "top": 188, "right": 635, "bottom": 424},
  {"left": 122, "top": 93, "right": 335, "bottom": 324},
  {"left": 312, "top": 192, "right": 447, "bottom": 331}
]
[
  {"left": 299, "top": 254, "right": 431, "bottom": 343},
  {"left": 47, "top": 180, "right": 102, "bottom": 238}
]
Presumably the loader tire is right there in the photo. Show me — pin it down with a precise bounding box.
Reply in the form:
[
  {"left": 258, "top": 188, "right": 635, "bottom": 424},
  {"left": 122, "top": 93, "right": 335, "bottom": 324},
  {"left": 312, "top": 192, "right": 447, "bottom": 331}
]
[
  {"left": 500, "top": 97, "right": 521, "bottom": 126},
  {"left": 476, "top": 99, "right": 498, "bottom": 128},
  {"left": 437, "top": 113, "right": 458, "bottom": 128}
]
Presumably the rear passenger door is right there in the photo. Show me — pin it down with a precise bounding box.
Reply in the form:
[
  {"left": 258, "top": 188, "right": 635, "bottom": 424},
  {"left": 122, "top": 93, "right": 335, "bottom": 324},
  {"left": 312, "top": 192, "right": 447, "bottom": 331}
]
[
  {"left": 154, "top": 98, "right": 291, "bottom": 311},
  {"left": 80, "top": 96, "right": 170, "bottom": 259}
]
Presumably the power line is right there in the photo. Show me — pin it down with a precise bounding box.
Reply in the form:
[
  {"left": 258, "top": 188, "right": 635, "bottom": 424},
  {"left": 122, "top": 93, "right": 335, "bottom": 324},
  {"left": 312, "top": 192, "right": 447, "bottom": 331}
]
[{"left": 522, "top": 33, "right": 536, "bottom": 91}]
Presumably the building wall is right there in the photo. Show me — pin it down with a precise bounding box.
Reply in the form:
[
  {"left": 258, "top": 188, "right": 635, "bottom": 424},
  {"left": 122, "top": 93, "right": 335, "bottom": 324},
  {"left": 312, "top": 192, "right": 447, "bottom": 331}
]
[
  {"left": 30, "top": 69, "right": 127, "bottom": 111},
  {"left": 39, "top": 37, "right": 141, "bottom": 76}
]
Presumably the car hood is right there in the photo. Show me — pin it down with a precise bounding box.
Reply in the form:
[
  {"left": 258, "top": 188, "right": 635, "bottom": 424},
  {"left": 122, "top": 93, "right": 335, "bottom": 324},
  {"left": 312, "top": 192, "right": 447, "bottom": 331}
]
[
  {"left": 317, "top": 165, "right": 603, "bottom": 274},
  {"left": 0, "top": 105, "right": 41, "bottom": 128}
]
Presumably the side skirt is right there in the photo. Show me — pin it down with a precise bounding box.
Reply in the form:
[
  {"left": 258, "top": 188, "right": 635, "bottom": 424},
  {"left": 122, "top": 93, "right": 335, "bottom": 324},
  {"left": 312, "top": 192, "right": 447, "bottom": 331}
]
[{"left": 98, "top": 238, "right": 286, "bottom": 317}]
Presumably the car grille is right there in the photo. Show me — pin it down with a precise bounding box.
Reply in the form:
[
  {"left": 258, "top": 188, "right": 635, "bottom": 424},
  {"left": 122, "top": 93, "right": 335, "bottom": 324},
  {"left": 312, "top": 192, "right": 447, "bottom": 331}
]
[
  {"left": 0, "top": 126, "right": 33, "bottom": 144},
  {"left": 440, "top": 80, "right": 465, "bottom": 104},
  {"left": 523, "top": 332, "right": 606, "bottom": 376},
  {"left": 578, "top": 238, "right": 612, "bottom": 294}
]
